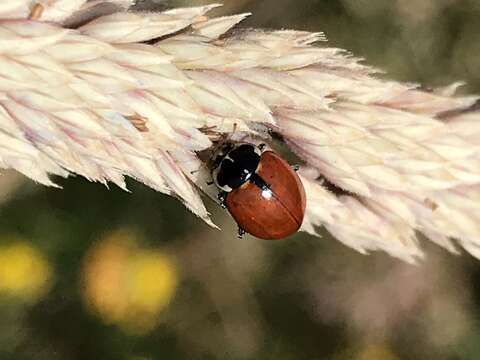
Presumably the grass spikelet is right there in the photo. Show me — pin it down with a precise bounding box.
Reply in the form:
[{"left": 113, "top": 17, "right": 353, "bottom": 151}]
[{"left": 1, "top": 1, "right": 480, "bottom": 262}]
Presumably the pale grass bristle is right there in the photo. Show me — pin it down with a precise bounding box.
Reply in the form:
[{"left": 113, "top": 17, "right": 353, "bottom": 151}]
[{"left": 1, "top": 0, "right": 480, "bottom": 262}]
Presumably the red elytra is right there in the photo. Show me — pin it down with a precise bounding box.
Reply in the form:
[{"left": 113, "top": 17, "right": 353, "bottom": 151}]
[{"left": 225, "top": 151, "right": 306, "bottom": 240}]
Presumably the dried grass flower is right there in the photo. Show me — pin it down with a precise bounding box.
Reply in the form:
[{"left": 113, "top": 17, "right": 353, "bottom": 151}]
[{"left": 1, "top": 0, "right": 480, "bottom": 262}]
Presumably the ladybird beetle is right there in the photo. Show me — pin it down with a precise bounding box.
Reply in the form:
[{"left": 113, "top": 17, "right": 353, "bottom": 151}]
[{"left": 210, "top": 142, "right": 306, "bottom": 240}]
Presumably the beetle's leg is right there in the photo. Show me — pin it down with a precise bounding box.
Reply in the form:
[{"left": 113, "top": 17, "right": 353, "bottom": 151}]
[
  {"left": 217, "top": 191, "right": 227, "bottom": 209},
  {"left": 258, "top": 143, "right": 267, "bottom": 152},
  {"left": 291, "top": 164, "right": 300, "bottom": 172},
  {"left": 237, "top": 227, "right": 246, "bottom": 239}
]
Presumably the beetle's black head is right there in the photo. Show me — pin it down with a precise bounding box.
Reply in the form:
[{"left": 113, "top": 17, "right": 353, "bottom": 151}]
[{"left": 211, "top": 143, "right": 262, "bottom": 192}]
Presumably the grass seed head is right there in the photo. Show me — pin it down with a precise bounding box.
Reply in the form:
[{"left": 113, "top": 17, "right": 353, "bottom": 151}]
[{"left": 1, "top": 1, "right": 480, "bottom": 261}]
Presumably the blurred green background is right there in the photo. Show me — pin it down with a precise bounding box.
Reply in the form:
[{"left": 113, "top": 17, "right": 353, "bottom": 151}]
[{"left": 1, "top": 0, "right": 480, "bottom": 359}]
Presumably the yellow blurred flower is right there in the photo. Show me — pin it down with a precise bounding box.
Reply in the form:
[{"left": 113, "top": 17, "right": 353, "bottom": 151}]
[
  {"left": 356, "top": 343, "right": 399, "bottom": 360},
  {"left": 82, "top": 229, "right": 178, "bottom": 335},
  {"left": 126, "top": 251, "right": 178, "bottom": 328},
  {"left": 0, "top": 241, "right": 52, "bottom": 301}
]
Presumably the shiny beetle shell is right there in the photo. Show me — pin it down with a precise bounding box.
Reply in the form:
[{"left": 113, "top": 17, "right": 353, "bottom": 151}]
[{"left": 211, "top": 143, "right": 306, "bottom": 240}]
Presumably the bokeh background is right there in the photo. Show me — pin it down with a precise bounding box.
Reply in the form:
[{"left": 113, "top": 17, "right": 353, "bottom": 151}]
[{"left": 1, "top": 0, "right": 480, "bottom": 359}]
